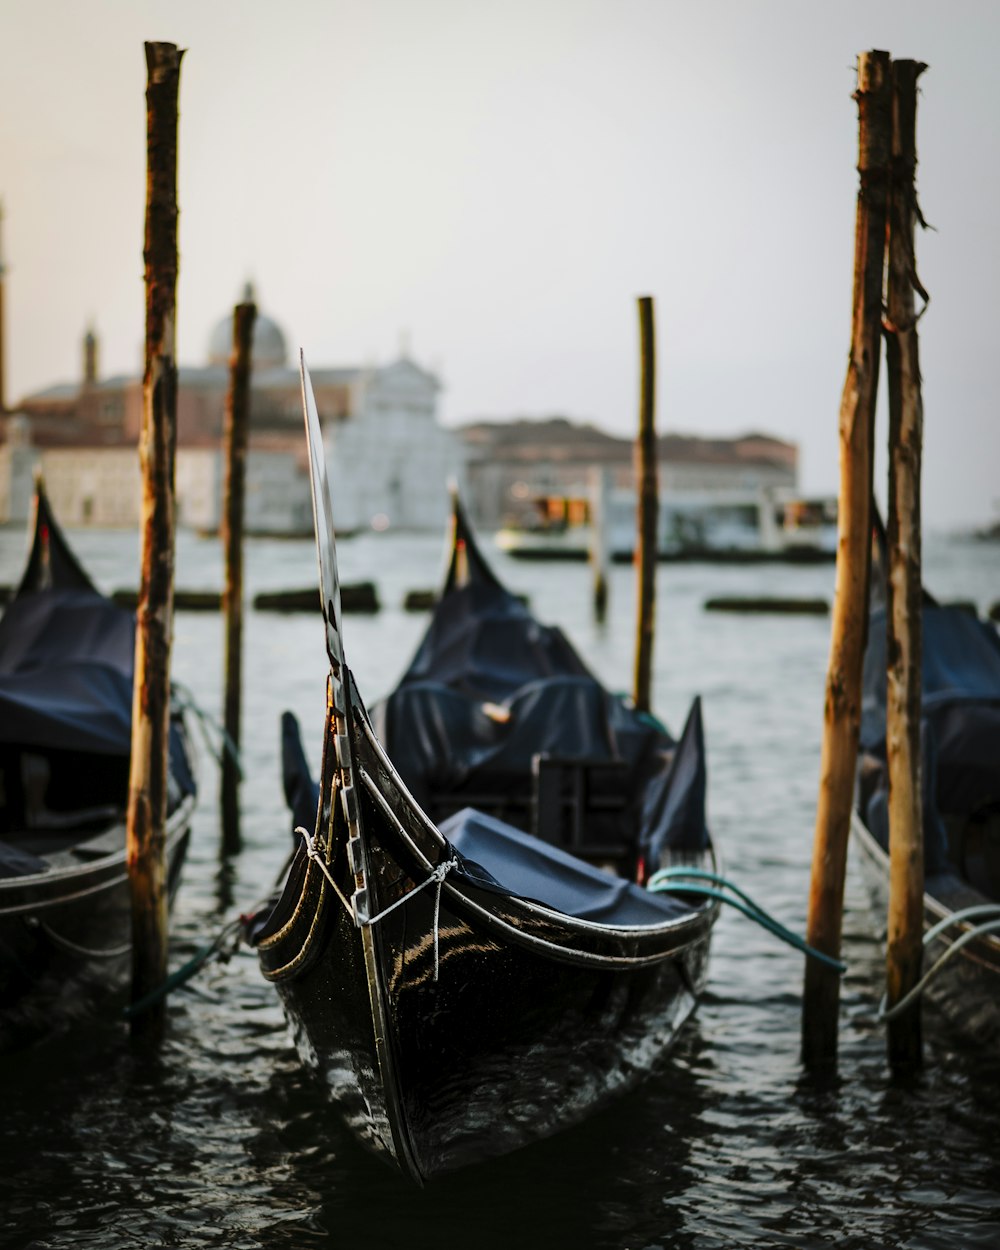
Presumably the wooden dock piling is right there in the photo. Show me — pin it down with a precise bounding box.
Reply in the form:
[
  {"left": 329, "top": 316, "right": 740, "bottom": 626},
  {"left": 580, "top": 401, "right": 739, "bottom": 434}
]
[
  {"left": 590, "top": 465, "right": 610, "bottom": 623},
  {"left": 883, "top": 59, "right": 928, "bottom": 1069},
  {"left": 126, "top": 41, "right": 184, "bottom": 1043},
  {"left": 220, "top": 300, "right": 256, "bottom": 856},
  {"left": 802, "top": 50, "right": 892, "bottom": 1068},
  {"left": 633, "top": 296, "right": 657, "bottom": 714}
]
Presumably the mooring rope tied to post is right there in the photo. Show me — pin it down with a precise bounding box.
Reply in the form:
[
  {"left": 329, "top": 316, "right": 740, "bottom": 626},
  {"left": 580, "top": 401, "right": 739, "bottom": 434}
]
[
  {"left": 647, "top": 866, "right": 847, "bottom": 972},
  {"left": 878, "top": 905, "right": 1000, "bottom": 1021},
  {"left": 171, "top": 681, "right": 243, "bottom": 776}
]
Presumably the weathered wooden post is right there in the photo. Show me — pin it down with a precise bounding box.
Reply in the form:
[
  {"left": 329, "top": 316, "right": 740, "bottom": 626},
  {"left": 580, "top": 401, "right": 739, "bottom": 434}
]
[
  {"left": 220, "top": 299, "right": 256, "bottom": 855},
  {"left": 590, "top": 465, "right": 610, "bottom": 623},
  {"left": 633, "top": 295, "right": 657, "bottom": 714},
  {"left": 802, "top": 50, "right": 892, "bottom": 1067},
  {"left": 126, "top": 41, "right": 184, "bottom": 1044},
  {"left": 883, "top": 59, "right": 928, "bottom": 1069}
]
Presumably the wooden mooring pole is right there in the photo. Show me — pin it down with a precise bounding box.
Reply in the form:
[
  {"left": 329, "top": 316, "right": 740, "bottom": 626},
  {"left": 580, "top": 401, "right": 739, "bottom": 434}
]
[
  {"left": 883, "top": 59, "right": 928, "bottom": 1070},
  {"left": 590, "top": 465, "right": 610, "bottom": 623},
  {"left": 220, "top": 300, "right": 256, "bottom": 855},
  {"left": 127, "top": 41, "right": 184, "bottom": 1044},
  {"left": 802, "top": 50, "right": 892, "bottom": 1068},
  {"left": 633, "top": 295, "right": 657, "bottom": 714}
]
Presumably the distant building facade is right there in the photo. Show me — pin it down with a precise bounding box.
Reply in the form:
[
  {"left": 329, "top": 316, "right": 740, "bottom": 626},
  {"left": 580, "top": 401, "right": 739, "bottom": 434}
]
[
  {"left": 458, "top": 417, "right": 799, "bottom": 530},
  {"left": 0, "top": 288, "right": 457, "bottom": 534}
]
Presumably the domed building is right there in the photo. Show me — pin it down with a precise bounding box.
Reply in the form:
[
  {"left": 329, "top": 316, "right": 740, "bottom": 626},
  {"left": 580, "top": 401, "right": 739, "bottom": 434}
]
[
  {"left": 206, "top": 285, "right": 289, "bottom": 371},
  {"left": 1, "top": 285, "right": 459, "bottom": 534}
]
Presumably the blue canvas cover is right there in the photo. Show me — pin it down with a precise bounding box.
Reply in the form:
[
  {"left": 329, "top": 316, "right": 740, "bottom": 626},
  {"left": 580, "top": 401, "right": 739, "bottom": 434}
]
[
  {"left": 861, "top": 603, "right": 1000, "bottom": 821},
  {"left": 0, "top": 589, "right": 135, "bottom": 755},
  {"left": 369, "top": 500, "right": 709, "bottom": 865},
  {"left": 440, "top": 807, "right": 695, "bottom": 925},
  {"left": 0, "top": 489, "right": 194, "bottom": 847}
]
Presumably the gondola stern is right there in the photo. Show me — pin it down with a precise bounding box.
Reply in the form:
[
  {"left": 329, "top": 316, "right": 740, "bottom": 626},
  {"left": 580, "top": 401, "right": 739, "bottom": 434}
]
[
  {"left": 14, "top": 476, "right": 97, "bottom": 598},
  {"left": 443, "top": 483, "right": 510, "bottom": 598}
]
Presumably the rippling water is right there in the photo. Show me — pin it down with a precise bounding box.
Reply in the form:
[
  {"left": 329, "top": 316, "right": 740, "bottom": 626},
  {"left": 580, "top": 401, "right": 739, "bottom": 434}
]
[{"left": 1, "top": 522, "right": 999, "bottom": 1250}]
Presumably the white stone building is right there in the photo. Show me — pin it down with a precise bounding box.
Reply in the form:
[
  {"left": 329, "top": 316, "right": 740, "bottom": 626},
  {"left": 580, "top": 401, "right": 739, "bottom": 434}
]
[{"left": 0, "top": 289, "right": 459, "bottom": 535}]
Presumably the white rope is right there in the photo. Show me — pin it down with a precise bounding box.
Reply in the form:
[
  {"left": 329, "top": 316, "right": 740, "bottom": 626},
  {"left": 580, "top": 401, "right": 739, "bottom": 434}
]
[
  {"left": 361, "top": 857, "right": 459, "bottom": 982},
  {"left": 878, "top": 916, "right": 1000, "bottom": 1022},
  {"left": 39, "top": 922, "right": 131, "bottom": 960},
  {"left": 296, "top": 826, "right": 354, "bottom": 918},
  {"left": 295, "top": 826, "right": 458, "bottom": 981}
]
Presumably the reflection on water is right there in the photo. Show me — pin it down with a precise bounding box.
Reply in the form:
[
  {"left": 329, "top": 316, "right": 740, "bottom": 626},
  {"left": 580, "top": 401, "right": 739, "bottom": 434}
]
[{"left": 0, "top": 524, "right": 998, "bottom": 1249}]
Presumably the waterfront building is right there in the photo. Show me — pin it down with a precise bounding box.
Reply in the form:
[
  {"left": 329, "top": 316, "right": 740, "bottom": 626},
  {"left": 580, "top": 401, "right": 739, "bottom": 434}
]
[
  {"left": 0, "top": 288, "right": 456, "bottom": 534},
  {"left": 459, "top": 417, "right": 798, "bottom": 528}
]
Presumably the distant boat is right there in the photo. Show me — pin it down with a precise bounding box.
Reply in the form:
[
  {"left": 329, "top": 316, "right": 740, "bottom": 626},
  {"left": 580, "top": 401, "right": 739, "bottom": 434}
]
[
  {"left": 0, "top": 483, "right": 198, "bottom": 1052},
  {"left": 494, "top": 490, "right": 837, "bottom": 563},
  {"left": 248, "top": 360, "right": 719, "bottom": 1182},
  {"left": 853, "top": 523, "right": 1000, "bottom": 1047}
]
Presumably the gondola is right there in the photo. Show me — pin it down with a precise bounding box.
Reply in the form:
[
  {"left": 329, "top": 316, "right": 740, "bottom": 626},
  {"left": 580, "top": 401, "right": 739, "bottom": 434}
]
[
  {"left": 853, "top": 524, "right": 1000, "bottom": 1046},
  {"left": 0, "top": 483, "right": 197, "bottom": 1051},
  {"left": 250, "top": 358, "right": 719, "bottom": 1183}
]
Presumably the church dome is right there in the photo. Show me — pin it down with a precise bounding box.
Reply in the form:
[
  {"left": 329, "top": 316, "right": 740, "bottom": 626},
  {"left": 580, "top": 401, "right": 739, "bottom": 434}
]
[{"left": 207, "top": 283, "right": 288, "bottom": 369}]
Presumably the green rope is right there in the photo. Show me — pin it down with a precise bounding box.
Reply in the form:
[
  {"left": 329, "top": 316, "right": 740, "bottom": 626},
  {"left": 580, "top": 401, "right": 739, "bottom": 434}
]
[
  {"left": 123, "top": 917, "right": 244, "bottom": 1020},
  {"left": 647, "top": 866, "right": 847, "bottom": 973},
  {"left": 878, "top": 905, "right": 1000, "bottom": 1021}
]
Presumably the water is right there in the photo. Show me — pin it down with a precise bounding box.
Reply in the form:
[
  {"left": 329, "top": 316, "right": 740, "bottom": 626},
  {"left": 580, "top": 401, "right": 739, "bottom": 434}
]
[{"left": 1, "top": 523, "right": 999, "bottom": 1249}]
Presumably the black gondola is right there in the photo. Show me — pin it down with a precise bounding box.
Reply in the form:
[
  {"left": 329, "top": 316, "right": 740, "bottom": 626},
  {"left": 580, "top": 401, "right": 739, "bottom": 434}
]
[
  {"left": 250, "top": 359, "right": 719, "bottom": 1183},
  {"left": 0, "top": 483, "right": 197, "bottom": 1051},
  {"left": 853, "top": 524, "right": 1000, "bottom": 1046}
]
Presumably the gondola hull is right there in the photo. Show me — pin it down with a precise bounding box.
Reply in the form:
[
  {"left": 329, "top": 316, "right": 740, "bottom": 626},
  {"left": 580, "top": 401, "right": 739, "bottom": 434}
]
[
  {"left": 0, "top": 484, "right": 199, "bottom": 1050},
  {"left": 0, "top": 809, "right": 192, "bottom": 1052},
  {"left": 254, "top": 357, "right": 717, "bottom": 1181},
  {"left": 259, "top": 714, "right": 715, "bottom": 1181},
  {"left": 852, "top": 811, "right": 1000, "bottom": 1049}
]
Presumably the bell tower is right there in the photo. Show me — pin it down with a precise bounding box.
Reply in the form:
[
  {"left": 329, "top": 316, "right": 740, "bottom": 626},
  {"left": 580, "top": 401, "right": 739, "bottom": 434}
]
[{"left": 83, "top": 323, "right": 99, "bottom": 385}]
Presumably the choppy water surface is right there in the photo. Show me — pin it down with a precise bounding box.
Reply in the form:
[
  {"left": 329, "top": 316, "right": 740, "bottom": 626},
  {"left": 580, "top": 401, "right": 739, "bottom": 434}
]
[{"left": 1, "top": 523, "right": 999, "bottom": 1250}]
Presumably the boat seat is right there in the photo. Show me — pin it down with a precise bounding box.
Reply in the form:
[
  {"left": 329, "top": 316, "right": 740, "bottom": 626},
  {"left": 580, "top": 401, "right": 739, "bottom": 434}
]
[{"left": 531, "top": 753, "right": 633, "bottom": 868}]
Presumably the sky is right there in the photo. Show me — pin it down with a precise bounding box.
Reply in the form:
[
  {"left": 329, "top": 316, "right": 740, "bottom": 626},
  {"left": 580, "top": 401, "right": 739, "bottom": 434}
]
[{"left": 2, "top": 0, "right": 998, "bottom": 530}]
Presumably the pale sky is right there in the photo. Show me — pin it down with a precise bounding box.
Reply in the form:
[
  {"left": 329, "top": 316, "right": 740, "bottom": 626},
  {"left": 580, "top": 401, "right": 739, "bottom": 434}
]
[{"left": 2, "top": 0, "right": 998, "bottom": 529}]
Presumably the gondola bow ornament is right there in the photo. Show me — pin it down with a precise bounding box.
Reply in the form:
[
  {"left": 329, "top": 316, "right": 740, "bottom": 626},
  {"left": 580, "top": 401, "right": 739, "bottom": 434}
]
[{"left": 299, "top": 353, "right": 368, "bottom": 925}]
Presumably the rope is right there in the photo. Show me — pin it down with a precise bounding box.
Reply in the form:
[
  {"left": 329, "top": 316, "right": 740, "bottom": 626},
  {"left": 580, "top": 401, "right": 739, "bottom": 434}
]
[
  {"left": 362, "top": 857, "right": 459, "bottom": 983},
  {"left": 878, "top": 904, "right": 1000, "bottom": 1022},
  {"left": 171, "top": 681, "right": 243, "bottom": 777},
  {"left": 123, "top": 915, "right": 245, "bottom": 1020},
  {"left": 647, "top": 866, "right": 847, "bottom": 973},
  {"left": 297, "top": 826, "right": 354, "bottom": 918},
  {"left": 40, "top": 923, "right": 131, "bottom": 960},
  {"left": 297, "top": 827, "right": 457, "bottom": 982}
]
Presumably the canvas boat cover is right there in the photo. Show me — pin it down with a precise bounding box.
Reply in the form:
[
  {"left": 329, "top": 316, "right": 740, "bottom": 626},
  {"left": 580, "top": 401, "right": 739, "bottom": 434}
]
[
  {"left": 278, "top": 712, "right": 695, "bottom": 925},
  {"left": 439, "top": 807, "right": 695, "bottom": 925},
  {"left": 369, "top": 508, "right": 708, "bottom": 865},
  {"left": 861, "top": 604, "right": 1000, "bottom": 812},
  {"left": 0, "top": 490, "right": 195, "bottom": 853},
  {"left": 0, "top": 588, "right": 135, "bottom": 756}
]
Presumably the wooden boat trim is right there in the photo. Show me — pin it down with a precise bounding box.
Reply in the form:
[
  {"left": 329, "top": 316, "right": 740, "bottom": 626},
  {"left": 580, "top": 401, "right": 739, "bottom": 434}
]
[{"left": 255, "top": 862, "right": 331, "bottom": 977}]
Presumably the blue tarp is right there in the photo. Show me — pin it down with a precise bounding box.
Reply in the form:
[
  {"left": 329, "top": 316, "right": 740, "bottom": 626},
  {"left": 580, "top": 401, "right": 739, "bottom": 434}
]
[
  {"left": 441, "top": 807, "right": 694, "bottom": 925},
  {"left": 861, "top": 604, "right": 1000, "bottom": 819},
  {"left": 0, "top": 589, "right": 135, "bottom": 755}
]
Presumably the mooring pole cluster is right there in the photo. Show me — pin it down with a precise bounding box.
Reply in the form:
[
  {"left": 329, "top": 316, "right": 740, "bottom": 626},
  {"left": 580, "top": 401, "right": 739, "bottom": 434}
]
[{"left": 802, "top": 50, "right": 928, "bottom": 1070}]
